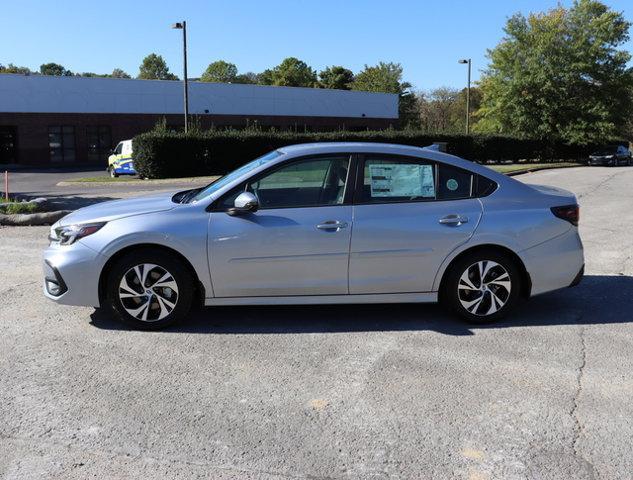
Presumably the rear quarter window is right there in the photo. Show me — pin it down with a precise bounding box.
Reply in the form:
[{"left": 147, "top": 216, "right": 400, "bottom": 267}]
[{"left": 437, "top": 164, "right": 474, "bottom": 200}]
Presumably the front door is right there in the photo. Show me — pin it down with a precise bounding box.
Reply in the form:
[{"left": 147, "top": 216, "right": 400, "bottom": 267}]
[
  {"left": 208, "top": 155, "right": 353, "bottom": 297},
  {"left": 349, "top": 155, "right": 483, "bottom": 294}
]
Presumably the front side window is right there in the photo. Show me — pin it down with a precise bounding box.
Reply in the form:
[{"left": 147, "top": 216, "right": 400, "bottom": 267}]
[
  {"left": 218, "top": 156, "right": 351, "bottom": 210},
  {"left": 252, "top": 156, "right": 350, "bottom": 209}
]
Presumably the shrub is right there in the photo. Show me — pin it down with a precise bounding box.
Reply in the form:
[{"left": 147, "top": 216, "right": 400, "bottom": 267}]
[
  {"left": 133, "top": 129, "right": 622, "bottom": 179},
  {"left": 0, "top": 202, "right": 39, "bottom": 215}
]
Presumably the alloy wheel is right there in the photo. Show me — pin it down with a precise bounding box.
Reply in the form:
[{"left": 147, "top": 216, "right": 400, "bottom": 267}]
[
  {"left": 457, "top": 260, "right": 512, "bottom": 317},
  {"left": 118, "top": 263, "right": 179, "bottom": 322}
]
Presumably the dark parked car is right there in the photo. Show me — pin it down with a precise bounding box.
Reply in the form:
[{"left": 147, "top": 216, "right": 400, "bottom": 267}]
[{"left": 588, "top": 145, "right": 632, "bottom": 166}]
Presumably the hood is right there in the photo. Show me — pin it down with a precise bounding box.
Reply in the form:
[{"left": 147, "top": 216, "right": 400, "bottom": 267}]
[{"left": 57, "top": 191, "right": 178, "bottom": 226}]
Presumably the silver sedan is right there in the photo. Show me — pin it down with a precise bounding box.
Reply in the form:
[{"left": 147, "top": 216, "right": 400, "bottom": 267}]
[{"left": 43, "top": 143, "right": 584, "bottom": 329}]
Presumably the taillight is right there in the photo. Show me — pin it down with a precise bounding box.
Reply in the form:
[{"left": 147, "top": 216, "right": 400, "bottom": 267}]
[{"left": 551, "top": 204, "right": 579, "bottom": 226}]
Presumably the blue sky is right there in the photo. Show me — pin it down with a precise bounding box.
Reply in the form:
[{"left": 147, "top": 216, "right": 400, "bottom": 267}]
[{"left": 2, "top": 0, "right": 632, "bottom": 91}]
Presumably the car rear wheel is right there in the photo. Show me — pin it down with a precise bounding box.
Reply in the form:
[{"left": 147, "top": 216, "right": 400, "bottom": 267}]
[
  {"left": 442, "top": 250, "right": 522, "bottom": 324},
  {"left": 110, "top": 168, "right": 119, "bottom": 178},
  {"left": 105, "top": 249, "right": 194, "bottom": 330}
]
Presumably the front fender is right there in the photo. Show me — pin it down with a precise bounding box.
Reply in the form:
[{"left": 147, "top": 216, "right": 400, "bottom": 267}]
[{"left": 79, "top": 210, "right": 214, "bottom": 297}]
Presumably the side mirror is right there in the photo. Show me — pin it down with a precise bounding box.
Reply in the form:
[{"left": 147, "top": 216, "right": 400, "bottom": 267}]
[{"left": 228, "top": 192, "right": 259, "bottom": 216}]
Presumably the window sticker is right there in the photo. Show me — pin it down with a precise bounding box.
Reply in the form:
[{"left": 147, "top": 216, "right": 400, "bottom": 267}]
[
  {"left": 369, "top": 164, "right": 435, "bottom": 198},
  {"left": 446, "top": 178, "right": 459, "bottom": 191}
]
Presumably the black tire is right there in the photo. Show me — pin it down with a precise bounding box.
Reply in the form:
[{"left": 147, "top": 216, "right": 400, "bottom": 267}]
[
  {"left": 442, "top": 249, "right": 522, "bottom": 324},
  {"left": 105, "top": 248, "right": 194, "bottom": 330},
  {"left": 110, "top": 168, "right": 119, "bottom": 178}
]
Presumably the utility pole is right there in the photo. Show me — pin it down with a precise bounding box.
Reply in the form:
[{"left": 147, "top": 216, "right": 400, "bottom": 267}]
[
  {"left": 458, "top": 58, "right": 472, "bottom": 135},
  {"left": 172, "top": 21, "right": 189, "bottom": 133}
]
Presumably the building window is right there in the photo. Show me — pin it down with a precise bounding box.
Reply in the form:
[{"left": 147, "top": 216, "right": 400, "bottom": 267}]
[
  {"left": 87, "top": 126, "right": 112, "bottom": 163},
  {"left": 48, "top": 126, "right": 76, "bottom": 163}
]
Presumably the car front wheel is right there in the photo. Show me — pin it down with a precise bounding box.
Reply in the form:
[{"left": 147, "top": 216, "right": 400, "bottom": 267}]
[
  {"left": 443, "top": 250, "right": 522, "bottom": 324},
  {"left": 105, "top": 249, "right": 194, "bottom": 330}
]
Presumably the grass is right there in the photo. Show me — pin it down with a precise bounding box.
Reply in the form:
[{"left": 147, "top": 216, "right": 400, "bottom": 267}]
[
  {"left": 489, "top": 162, "right": 583, "bottom": 174},
  {"left": 71, "top": 176, "right": 140, "bottom": 183},
  {"left": 0, "top": 201, "right": 39, "bottom": 215},
  {"left": 65, "top": 175, "right": 219, "bottom": 183}
]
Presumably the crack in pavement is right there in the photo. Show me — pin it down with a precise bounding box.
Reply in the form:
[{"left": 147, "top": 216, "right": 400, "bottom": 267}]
[
  {"left": 577, "top": 172, "right": 621, "bottom": 200},
  {"left": 569, "top": 316, "right": 596, "bottom": 479},
  {"left": 570, "top": 324, "right": 587, "bottom": 456}
]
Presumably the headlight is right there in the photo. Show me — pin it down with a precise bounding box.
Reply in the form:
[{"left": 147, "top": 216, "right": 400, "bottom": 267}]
[
  {"left": 606, "top": 155, "right": 615, "bottom": 159},
  {"left": 52, "top": 222, "right": 106, "bottom": 245}
]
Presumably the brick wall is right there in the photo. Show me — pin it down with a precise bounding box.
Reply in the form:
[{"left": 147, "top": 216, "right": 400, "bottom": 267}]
[{"left": 0, "top": 112, "right": 396, "bottom": 165}]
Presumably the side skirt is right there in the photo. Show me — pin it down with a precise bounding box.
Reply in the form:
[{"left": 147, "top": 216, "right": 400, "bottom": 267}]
[{"left": 204, "top": 292, "right": 438, "bottom": 306}]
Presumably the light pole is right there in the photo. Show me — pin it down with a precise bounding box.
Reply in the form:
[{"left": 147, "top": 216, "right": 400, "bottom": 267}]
[
  {"left": 458, "top": 58, "right": 471, "bottom": 135},
  {"left": 172, "top": 21, "right": 189, "bottom": 133}
]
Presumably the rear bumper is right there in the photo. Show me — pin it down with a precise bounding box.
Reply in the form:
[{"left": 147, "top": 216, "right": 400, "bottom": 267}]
[
  {"left": 520, "top": 228, "right": 584, "bottom": 297},
  {"left": 569, "top": 264, "right": 584, "bottom": 287}
]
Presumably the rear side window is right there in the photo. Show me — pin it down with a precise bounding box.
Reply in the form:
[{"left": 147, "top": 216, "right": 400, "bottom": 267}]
[
  {"left": 358, "top": 156, "right": 497, "bottom": 203},
  {"left": 360, "top": 157, "right": 436, "bottom": 203}
]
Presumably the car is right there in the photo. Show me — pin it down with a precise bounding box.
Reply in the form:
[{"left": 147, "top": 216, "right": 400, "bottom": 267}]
[
  {"left": 43, "top": 142, "right": 584, "bottom": 329},
  {"left": 587, "top": 145, "right": 632, "bottom": 166},
  {"left": 107, "top": 139, "right": 137, "bottom": 177}
]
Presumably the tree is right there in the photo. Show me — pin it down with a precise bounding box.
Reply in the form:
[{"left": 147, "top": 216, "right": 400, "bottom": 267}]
[
  {"left": 39, "top": 62, "right": 73, "bottom": 76},
  {"left": 137, "top": 54, "right": 178, "bottom": 80},
  {"left": 110, "top": 68, "right": 131, "bottom": 79},
  {"left": 257, "top": 69, "right": 275, "bottom": 85},
  {"left": 351, "top": 62, "right": 406, "bottom": 94},
  {"left": 476, "top": 0, "right": 633, "bottom": 144},
  {"left": 418, "top": 86, "right": 483, "bottom": 133},
  {"left": 0, "top": 63, "right": 31, "bottom": 74},
  {"left": 318, "top": 66, "right": 354, "bottom": 90},
  {"left": 200, "top": 60, "right": 238, "bottom": 83},
  {"left": 234, "top": 72, "right": 259, "bottom": 84},
  {"left": 262, "top": 57, "right": 317, "bottom": 87},
  {"left": 351, "top": 62, "right": 417, "bottom": 127}
]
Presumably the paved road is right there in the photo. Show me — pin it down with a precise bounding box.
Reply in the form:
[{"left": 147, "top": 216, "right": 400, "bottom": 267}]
[
  {"left": 4, "top": 167, "right": 212, "bottom": 210},
  {"left": 1, "top": 166, "right": 632, "bottom": 479}
]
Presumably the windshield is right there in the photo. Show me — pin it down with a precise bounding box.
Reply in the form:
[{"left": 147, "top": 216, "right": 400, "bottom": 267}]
[
  {"left": 190, "top": 150, "right": 282, "bottom": 202},
  {"left": 593, "top": 146, "right": 618, "bottom": 155}
]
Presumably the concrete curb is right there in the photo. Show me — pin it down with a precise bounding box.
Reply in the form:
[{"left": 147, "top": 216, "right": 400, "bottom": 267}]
[
  {"left": 0, "top": 210, "right": 71, "bottom": 226},
  {"left": 506, "top": 164, "right": 584, "bottom": 176}
]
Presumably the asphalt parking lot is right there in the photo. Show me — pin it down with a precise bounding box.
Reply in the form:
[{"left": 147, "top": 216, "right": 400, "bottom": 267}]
[
  {"left": 1, "top": 166, "right": 632, "bottom": 479},
  {"left": 5, "top": 167, "right": 213, "bottom": 210}
]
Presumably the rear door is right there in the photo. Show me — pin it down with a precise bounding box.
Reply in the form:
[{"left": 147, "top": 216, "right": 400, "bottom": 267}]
[{"left": 349, "top": 154, "right": 483, "bottom": 294}]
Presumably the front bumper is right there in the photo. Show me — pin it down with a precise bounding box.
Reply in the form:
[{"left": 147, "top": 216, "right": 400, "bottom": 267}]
[
  {"left": 43, "top": 241, "right": 106, "bottom": 307},
  {"left": 588, "top": 157, "right": 615, "bottom": 166}
]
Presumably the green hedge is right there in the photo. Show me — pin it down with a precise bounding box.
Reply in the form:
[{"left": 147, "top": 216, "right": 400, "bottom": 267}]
[{"left": 132, "top": 129, "right": 615, "bottom": 179}]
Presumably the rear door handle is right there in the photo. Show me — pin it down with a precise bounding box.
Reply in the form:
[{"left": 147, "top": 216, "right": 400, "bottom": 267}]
[
  {"left": 439, "top": 214, "right": 469, "bottom": 226},
  {"left": 316, "top": 220, "right": 348, "bottom": 231}
]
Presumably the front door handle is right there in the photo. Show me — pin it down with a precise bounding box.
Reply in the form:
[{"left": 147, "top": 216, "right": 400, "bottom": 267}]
[
  {"left": 316, "top": 220, "right": 348, "bottom": 231},
  {"left": 439, "top": 214, "right": 469, "bottom": 226}
]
